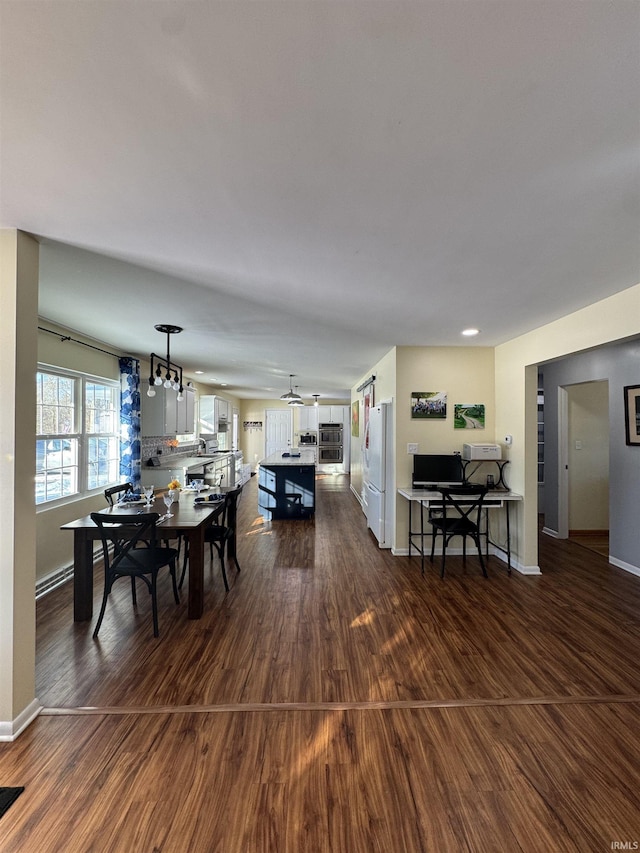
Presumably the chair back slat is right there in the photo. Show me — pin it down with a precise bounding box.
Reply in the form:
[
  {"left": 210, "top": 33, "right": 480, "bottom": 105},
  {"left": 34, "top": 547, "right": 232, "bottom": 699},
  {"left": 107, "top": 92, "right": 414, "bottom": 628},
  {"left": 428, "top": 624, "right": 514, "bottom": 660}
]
[
  {"left": 438, "top": 485, "right": 488, "bottom": 528},
  {"left": 91, "top": 512, "right": 160, "bottom": 572},
  {"left": 104, "top": 483, "right": 134, "bottom": 506}
]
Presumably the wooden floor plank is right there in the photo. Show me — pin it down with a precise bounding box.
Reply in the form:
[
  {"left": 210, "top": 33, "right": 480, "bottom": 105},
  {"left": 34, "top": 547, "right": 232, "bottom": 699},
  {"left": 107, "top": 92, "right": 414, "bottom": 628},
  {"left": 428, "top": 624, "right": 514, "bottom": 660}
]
[{"left": 0, "top": 474, "right": 639, "bottom": 851}]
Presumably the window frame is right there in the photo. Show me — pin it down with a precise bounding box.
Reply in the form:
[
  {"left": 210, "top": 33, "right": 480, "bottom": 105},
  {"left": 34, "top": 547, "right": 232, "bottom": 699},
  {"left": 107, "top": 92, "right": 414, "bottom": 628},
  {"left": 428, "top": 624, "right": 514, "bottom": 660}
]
[{"left": 36, "top": 365, "right": 121, "bottom": 507}]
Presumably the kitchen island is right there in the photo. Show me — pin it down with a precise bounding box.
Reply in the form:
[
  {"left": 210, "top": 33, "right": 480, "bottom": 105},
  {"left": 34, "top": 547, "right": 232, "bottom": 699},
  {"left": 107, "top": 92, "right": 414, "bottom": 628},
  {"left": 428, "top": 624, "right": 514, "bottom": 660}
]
[{"left": 258, "top": 450, "right": 316, "bottom": 519}]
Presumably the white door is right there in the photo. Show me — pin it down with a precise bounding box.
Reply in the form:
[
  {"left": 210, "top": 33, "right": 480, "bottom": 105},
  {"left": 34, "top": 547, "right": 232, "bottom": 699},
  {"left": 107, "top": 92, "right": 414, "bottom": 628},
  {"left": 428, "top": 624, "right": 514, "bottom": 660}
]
[{"left": 265, "top": 409, "right": 293, "bottom": 457}]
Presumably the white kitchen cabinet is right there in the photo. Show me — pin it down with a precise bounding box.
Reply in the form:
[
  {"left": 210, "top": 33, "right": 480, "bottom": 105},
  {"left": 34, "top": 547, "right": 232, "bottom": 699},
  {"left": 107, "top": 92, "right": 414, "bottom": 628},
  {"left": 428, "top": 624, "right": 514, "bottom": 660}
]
[
  {"left": 198, "top": 395, "right": 230, "bottom": 434},
  {"left": 318, "top": 405, "right": 348, "bottom": 424},
  {"left": 142, "top": 384, "right": 195, "bottom": 436},
  {"left": 298, "top": 406, "right": 319, "bottom": 431},
  {"left": 217, "top": 397, "right": 231, "bottom": 423},
  {"left": 177, "top": 385, "right": 195, "bottom": 433}
]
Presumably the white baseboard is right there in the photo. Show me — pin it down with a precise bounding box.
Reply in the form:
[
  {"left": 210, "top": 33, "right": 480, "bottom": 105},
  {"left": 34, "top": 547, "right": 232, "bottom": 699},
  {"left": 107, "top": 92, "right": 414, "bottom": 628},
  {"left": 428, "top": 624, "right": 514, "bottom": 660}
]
[
  {"left": 0, "top": 698, "right": 42, "bottom": 741},
  {"left": 610, "top": 556, "right": 640, "bottom": 578},
  {"left": 392, "top": 544, "right": 541, "bottom": 575},
  {"left": 542, "top": 526, "right": 561, "bottom": 538}
]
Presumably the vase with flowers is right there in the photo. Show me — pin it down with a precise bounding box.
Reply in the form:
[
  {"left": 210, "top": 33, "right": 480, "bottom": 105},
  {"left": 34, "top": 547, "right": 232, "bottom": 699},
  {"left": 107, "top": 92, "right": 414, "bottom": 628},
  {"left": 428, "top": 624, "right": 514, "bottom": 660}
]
[{"left": 167, "top": 478, "right": 182, "bottom": 502}]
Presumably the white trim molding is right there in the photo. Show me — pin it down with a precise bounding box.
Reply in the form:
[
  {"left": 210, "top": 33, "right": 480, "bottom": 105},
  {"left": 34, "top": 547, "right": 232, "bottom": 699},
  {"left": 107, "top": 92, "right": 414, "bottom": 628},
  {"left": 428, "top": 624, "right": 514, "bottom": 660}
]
[
  {"left": 0, "top": 698, "right": 42, "bottom": 741},
  {"left": 610, "top": 557, "right": 640, "bottom": 579}
]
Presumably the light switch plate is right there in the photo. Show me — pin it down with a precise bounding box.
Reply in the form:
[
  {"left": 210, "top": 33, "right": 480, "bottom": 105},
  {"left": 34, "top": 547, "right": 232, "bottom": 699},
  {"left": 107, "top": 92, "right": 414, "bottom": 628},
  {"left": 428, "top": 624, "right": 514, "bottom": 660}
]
[{"left": 407, "top": 443, "right": 418, "bottom": 454}]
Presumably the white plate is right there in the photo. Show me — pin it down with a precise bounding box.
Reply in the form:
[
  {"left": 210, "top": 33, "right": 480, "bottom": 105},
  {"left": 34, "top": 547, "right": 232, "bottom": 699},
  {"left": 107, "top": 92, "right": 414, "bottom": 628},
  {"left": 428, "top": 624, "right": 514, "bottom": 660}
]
[
  {"left": 117, "top": 498, "right": 146, "bottom": 506},
  {"left": 185, "top": 485, "right": 209, "bottom": 491}
]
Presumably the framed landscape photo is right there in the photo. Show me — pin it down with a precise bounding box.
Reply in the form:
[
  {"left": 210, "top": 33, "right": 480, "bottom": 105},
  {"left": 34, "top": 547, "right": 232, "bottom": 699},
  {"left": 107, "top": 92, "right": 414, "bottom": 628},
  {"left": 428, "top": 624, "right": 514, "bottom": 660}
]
[
  {"left": 454, "top": 403, "right": 485, "bottom": 429},
  {"left": 411, "top": 391, "right": 447, "bottom": 419},
  {"left": 624, "top": 384, "right": 640, "bottom": 445}
]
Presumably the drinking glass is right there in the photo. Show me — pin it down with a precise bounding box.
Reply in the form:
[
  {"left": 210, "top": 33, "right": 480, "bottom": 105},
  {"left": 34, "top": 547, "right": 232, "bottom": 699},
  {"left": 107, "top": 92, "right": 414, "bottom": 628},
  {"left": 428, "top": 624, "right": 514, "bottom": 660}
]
[
  {"left": 191, "top": 478, "right": 203, "bottom": 497},
  {"left": 162, "top": 491, "right": 175, "bottom": 517},
  {"left": 143, "top": 486, "right": 154, "bottom": 505}
]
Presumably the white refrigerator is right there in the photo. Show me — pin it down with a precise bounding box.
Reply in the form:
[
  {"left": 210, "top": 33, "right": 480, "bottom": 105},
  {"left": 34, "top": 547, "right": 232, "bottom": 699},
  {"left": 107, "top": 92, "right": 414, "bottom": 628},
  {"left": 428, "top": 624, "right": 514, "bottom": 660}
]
[{"left": 363, "top": 403, "right": 387, "bottom": 546}]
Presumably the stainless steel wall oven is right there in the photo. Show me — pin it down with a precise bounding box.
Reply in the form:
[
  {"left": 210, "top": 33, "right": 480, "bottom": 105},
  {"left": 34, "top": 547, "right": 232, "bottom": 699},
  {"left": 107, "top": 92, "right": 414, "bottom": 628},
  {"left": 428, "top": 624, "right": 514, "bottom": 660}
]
[
  {"left": 318, "top": 423, "right": 343, "bottom": 463},
  {"left": 318, "top": 424, "right": 343, "bottom": 446}
]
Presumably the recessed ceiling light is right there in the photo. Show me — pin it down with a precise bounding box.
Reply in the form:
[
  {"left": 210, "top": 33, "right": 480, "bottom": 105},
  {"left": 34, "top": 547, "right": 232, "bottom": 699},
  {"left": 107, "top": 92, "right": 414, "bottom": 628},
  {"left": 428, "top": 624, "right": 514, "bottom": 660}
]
[
  {"left": 462, "top": 328, "right": 480, "bottom": 337},
  {"left": 194, "top": 370, "right": 204, "bottom": 374}
]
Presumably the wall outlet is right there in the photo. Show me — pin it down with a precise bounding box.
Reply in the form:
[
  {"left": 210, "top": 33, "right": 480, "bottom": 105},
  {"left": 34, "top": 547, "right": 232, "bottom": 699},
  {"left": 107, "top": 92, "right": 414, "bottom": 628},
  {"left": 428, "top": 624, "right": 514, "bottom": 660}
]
[
  {"left": 407, "top": 443, "right": 418, "bottom": 454},
  {"left": 504, "top": 435, "right": 512, "bottom": 446}
]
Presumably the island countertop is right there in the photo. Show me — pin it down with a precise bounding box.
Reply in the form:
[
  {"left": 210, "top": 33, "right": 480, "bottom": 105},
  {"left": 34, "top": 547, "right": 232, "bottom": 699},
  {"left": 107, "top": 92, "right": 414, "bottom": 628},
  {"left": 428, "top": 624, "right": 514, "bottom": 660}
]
[{"left": 260, "top": 450, "right": 317, "bottom": 467}]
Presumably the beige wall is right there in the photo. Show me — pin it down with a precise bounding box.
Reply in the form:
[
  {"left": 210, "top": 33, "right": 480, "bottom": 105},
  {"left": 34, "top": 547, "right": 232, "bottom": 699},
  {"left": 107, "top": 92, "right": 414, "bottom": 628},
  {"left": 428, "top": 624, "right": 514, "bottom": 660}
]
[
  {"left": 351, "top": 346, "right": 496, "bottom": 553},
  {"left": 495, "top": 281, "right": 640, "bottom": 571},
  {"left": 1, "top": 230, "right": 39, "bottom": 732},
  {"left": 394, "top": 346, "right": 495, "bottom": 553}
]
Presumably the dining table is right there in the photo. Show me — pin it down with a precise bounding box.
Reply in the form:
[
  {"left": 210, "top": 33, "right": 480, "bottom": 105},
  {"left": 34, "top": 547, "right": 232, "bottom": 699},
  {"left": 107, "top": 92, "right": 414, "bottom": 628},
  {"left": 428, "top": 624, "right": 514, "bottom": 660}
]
[{"left": 61, "top": 491, "right": 225, "bottom": 622}]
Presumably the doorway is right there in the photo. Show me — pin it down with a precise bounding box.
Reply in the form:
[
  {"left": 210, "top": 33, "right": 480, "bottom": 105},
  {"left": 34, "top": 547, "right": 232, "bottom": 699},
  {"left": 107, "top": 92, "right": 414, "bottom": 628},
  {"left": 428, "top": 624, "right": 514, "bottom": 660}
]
[
  {"left": 559, "top": 381, "right": 609, "bottom": 554},
  {"left": 265, "top": 409, "right": 293, "bottom": 458}
]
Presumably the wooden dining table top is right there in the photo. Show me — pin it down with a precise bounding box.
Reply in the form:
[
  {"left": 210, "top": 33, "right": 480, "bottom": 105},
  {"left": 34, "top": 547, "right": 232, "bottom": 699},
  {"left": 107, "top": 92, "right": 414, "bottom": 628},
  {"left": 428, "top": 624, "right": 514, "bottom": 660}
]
[{"left": 60, "top": 493, "right": 225, "bottom": 532}]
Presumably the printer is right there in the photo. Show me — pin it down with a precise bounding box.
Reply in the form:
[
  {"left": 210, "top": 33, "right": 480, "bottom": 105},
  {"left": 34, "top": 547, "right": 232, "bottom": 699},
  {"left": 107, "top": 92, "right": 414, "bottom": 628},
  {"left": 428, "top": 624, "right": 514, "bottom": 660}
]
[{"left": 462, "top": 443, "right": 502, "bottom": 461}]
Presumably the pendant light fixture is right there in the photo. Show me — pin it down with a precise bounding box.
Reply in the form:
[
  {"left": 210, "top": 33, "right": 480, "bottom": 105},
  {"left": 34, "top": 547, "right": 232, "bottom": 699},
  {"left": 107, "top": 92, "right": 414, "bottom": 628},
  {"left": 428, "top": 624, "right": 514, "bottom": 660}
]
[
  {"left": 312, "top": 394, "right": 320, "bottom": 407},
  {"left": 288, "top": 386, "right": 304, "bottom": 406},
  {"left": 280, "top": 374, "right": 301, "bottom": 400},
  {"left": 147, "top": 324, "right": 184, "bottom": 400}
]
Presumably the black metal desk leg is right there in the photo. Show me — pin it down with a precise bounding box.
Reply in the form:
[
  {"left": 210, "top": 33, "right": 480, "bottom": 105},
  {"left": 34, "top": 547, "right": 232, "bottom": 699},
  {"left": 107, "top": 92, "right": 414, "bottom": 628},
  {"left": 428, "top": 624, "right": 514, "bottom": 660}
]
[
  {"left": 420, "top": 501, "right": 425, "bottom": 575},
  {"left": 506, "top": 502, "right": 512, "bottom": 575}
]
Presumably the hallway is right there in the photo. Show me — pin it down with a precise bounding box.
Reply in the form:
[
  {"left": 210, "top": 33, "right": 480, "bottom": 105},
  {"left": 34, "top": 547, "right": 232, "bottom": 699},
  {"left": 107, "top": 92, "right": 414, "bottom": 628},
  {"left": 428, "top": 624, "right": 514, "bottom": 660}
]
[{"left": 0, "top": 474, "right": 639, "bottom": 851}]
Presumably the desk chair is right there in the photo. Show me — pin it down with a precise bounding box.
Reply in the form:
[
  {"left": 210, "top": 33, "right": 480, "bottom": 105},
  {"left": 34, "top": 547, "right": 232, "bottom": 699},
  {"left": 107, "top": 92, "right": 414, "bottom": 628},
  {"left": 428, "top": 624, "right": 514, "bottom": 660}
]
[
  {"left": 179, "top": 485, "right": 243, "bottom": 593},
  {"left": 429, "top": 485, "right": 488, "bottom": 578},
  {"left": 91, "top": 512, "right": 180, "bottom": 638}
]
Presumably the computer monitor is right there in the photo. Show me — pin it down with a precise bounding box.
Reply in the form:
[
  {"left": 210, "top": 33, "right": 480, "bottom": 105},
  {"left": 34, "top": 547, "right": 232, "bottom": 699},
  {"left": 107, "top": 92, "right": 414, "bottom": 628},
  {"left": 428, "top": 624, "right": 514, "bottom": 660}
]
[{"left": 412, "top": 454, "right": 464, "bottom": 488}]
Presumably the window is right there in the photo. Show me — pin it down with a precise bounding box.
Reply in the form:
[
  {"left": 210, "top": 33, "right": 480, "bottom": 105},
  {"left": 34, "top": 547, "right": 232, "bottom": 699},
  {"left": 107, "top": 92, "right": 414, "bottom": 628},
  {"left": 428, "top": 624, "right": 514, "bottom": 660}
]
[{"left": 36, "top": 368, "right": 120, "bottom": 505}]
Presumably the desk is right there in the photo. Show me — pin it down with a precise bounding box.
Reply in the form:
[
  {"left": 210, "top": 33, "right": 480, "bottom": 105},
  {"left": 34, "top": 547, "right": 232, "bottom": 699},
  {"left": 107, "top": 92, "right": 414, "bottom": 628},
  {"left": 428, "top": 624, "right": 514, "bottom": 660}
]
[
  {"left": 398, "top": 488, "right": 522, "bottom": 575},
  {"left": 61, "top": 496, "right": 225, "bottom": 622}
]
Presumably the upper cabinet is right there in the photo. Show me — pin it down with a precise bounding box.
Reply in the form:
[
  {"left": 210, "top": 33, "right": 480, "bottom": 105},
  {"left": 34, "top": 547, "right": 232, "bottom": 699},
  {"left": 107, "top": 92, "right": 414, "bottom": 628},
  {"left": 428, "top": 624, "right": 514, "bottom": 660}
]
[
  {"left": 141, "top": 384, "right": 195, "bottom": 436},
  {"left": 298, "top": 406, "right": 320, "bottom": 431},
  {"left": 318, "top": 405, "right": 348, "bottom": 424},
  {"left": 198, "top": 395, "right": 231, "bottom": 434}
]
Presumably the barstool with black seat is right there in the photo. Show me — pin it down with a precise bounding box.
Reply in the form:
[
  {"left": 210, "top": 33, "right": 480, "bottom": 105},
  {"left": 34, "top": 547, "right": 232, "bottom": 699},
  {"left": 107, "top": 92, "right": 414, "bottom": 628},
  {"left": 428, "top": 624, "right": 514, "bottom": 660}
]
[
  {"left": 91, "top": 511, "right": 180, "bottom": 638},
  {"left": 428, "top": 484, "right": 488, "bottom": 578}
]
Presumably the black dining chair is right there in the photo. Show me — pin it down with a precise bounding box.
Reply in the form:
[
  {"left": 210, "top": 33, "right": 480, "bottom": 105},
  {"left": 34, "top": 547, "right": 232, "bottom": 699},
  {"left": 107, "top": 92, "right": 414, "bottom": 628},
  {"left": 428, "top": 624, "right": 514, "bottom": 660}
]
[
  {"left": 91, "top": 511, "right": 180, "bottom": 638},
  {"left": 104, "top": 482, "right": 134, "bottom": 506},
  {"left": 428, "top": 485, "right": 488, "bottom": 578},
  {"left": 179, "top": 485, "right": 243, "bottom": 592}
]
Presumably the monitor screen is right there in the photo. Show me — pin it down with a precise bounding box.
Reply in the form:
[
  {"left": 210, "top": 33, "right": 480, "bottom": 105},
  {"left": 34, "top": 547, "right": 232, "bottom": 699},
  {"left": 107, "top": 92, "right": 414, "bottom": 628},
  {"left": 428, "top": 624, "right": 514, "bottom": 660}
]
[{"left": 412, "top": 454, "right": 463, "bottom": 487}]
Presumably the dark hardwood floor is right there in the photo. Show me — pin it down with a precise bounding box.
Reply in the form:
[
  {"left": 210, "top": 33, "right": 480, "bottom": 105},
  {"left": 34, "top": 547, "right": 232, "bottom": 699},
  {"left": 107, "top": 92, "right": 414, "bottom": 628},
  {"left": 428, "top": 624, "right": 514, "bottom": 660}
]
[{"left": 0, "top": 473, "right": 639, "bottom": 851}]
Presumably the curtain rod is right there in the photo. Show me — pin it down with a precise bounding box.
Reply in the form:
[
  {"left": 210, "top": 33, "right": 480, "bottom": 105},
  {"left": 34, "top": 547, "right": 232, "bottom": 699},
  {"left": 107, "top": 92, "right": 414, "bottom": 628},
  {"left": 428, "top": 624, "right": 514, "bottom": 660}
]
[
  {"left": 38, "top": 326, "right": 136, "bottom": 361},
  {"left": 356, "top": 374, "right": 376, "bottom": 393}
]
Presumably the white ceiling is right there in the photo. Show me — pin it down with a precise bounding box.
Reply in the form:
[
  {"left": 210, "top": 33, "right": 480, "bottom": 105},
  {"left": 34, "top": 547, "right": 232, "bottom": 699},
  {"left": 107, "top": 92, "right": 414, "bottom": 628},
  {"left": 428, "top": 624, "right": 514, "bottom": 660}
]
[{"left": 1, "top": 1, "right": 639, "bottom": 399}]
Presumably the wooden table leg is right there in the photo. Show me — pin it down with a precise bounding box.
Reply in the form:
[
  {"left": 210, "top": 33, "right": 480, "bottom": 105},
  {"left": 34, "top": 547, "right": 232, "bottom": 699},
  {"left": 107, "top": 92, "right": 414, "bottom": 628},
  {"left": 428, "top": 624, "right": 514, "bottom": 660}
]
[
  {"left": 187, "top": 526, "right": 205, "bottom": 619},
  {"left": 73, "top": 529, "right": 94, "bottom": 622}
]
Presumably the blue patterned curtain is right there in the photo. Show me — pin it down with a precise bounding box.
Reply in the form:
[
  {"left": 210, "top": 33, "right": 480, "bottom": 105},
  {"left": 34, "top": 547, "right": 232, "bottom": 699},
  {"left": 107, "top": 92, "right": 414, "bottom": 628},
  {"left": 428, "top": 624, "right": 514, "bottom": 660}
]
[{"left": 119, "top": 357, "right": 141, "bottom": 488}]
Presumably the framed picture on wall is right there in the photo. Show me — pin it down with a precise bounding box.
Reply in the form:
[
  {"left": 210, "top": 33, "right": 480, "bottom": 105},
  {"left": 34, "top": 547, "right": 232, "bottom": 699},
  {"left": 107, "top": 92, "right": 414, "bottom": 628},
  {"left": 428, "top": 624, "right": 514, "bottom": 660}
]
[
  {"left": 454, "top": 403, "right": 485, "bottom": 429},
  {"left": 351, "top": 400, "right": 359, "bottom": 437},
  {"left": 624, "top": 385, "right": 640, "bottom": 445},
  {"left": 411, "top": 391, "right": 447, "bottom": 419}
]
